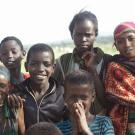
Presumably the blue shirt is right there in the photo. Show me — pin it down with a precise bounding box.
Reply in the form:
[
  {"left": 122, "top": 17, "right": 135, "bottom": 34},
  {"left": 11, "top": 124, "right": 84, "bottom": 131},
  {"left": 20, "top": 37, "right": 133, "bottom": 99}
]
[{"left": 57, "top": 115, "right": 114, "bottom": 135}]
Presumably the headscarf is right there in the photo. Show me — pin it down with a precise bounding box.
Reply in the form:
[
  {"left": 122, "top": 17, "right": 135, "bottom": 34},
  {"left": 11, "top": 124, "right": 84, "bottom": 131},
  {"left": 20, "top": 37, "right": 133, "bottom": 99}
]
[
  {"left": 114, "top": 21, "right": 135, "bottom": 41},
  {"left": 0, "top": 65, "right": 10, "bottom": 81}
]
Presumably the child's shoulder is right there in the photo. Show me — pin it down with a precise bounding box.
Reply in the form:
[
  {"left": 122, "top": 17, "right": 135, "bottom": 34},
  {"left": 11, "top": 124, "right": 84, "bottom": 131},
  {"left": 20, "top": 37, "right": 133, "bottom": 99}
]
[
  {"left": 91, "top": 115, "right": 113, "bottom": 129},
  {"left": 94, "top": 115, "right": 112, "bottom": 123},
  {"left": 90, "top": 115, "right": 114, "bottom": 134}
]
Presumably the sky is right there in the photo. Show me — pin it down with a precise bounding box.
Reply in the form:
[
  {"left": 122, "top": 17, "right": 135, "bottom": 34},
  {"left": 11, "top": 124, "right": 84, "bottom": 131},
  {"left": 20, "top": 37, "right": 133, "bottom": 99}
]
[{"left": 0, "top": 0, "right": 135, "bottom": 45}]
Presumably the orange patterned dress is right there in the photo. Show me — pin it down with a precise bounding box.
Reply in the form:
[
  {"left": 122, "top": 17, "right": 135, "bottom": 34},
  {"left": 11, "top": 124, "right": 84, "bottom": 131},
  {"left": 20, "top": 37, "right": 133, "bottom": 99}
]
[{"left": 105, "top": 62, "right": 135, "bottom": 135}]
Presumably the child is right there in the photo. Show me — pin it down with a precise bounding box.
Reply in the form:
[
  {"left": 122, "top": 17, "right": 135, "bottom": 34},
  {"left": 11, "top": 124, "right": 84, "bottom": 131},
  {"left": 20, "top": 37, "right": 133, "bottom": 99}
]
[
  {"left": 0, "top": 65, "right": 25, "bottom": 135},
  {"left": 25, "top": 122, "right": 62, "bottom": 135},
  {"left": 0, "top": 36, "right": 29, "bottom": 87},
  {"left": 9, "top": 43, "right": 65, "bottom": 130},
  {"left": 105, "top": 22, "right": 135, "bottom": 135},
  {"left": 57, "top": 70, "right": 114, "bottom": 135},
  {"left": 53, "top": 10, "right": 112, "bottom": 114}
]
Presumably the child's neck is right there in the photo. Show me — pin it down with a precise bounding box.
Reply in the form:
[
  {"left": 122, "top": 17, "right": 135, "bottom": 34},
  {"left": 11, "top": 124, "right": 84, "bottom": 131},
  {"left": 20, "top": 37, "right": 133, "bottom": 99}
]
[
  {"left": 10, "top": 66, "right": 21, "bottom": 79},
  {"left": 29, "top": 80, "right": 50, "bottom": 95}
]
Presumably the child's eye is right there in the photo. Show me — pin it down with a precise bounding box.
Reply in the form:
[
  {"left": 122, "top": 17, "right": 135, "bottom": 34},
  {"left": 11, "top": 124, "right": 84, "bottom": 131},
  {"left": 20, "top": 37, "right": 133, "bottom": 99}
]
[
  {"left": 12, "top": 51, "right": 18, "bottom": 54},
  {"left": 128, "top": 36, "right": 135, "bottom": 41},
  {"left": 0, "top": 83, "right": 7, "bottom": 88},
  {"left": 80, "top": 95, "right": 88, "bottom": 100},
  {"left": 43, "top": 62, "right": 52, "bottom": 67}
]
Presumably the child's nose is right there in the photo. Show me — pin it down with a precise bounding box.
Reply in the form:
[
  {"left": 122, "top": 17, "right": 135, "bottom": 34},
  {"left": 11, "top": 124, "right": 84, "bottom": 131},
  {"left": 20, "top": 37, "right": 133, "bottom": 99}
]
[
  {"left": 8, "top": 52, "right": 13, "bottom": 58},
  {"left": 75, "top": 97, "right": 81, "bottom": 102}
]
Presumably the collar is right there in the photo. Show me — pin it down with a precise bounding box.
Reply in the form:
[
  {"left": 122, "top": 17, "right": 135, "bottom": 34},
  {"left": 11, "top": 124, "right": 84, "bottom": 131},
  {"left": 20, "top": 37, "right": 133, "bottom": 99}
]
[{"left": 73, "top": 47, "right": 104, "bottom": 65}]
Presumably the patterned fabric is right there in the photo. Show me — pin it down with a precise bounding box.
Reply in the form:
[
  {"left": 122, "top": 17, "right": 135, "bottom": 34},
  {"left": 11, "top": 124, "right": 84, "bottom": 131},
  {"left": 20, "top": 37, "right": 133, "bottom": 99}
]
[
  {"left": 0, "top": 100, "right": 17, "bottom": 135},
  {"left": 56, "top": 115, "right": 114, "bottom": 135},
  {"left": 114, "top": 21, "right": 135, "bottom": 41},
  {"left": 112, "top": 55, "right": 135, "bottom": 75},
  {"left": 105, "top": 62, "right": 135, "bottom": 135}
]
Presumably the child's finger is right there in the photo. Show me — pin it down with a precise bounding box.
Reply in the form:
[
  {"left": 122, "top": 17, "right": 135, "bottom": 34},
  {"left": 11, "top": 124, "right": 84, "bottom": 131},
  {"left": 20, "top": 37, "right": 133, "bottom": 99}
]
[
  {"left": 8, "top": 94, "right": 22, "bottom": 108},
  {"left": 8, "top": 94, "right": 16, "bottom": 107}
]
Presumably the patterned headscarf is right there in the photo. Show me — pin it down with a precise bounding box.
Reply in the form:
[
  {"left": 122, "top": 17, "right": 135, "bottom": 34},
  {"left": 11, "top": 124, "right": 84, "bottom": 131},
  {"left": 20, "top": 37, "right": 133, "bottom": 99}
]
[
  {"left": 0, "top": 65, "right": 10, "bottom": 81},
  {"left": 114, "top": 21, "right": 135, "bottom": 41}
]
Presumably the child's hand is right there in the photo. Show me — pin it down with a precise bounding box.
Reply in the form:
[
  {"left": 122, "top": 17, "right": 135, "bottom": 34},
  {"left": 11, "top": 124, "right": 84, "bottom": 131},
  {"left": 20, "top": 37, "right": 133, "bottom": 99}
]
[
  {"left": 8, "top": 94, "right": 24, "bottom": 108},
  {"left": 81, "top": 51, "right": 96, "bottom": 72},
  {"left": 74, "top": 101, "right": 93, "bottom": 135}
]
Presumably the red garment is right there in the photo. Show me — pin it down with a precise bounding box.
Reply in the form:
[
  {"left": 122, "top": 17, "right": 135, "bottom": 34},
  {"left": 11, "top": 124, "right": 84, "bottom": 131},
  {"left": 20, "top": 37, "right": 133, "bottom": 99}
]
[
  {"left": 114, "top": 21, "right": 135, "bottom": 41},
  {"left": 105, "top": 62, "right": 135, "bottom": 135}
]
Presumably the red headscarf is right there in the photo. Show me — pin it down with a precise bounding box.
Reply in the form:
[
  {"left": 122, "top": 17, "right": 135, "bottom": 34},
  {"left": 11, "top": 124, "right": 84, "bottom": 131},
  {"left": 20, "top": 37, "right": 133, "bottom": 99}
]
[{"left": 114, "top": 21, "right": 135, "bottom": 41}]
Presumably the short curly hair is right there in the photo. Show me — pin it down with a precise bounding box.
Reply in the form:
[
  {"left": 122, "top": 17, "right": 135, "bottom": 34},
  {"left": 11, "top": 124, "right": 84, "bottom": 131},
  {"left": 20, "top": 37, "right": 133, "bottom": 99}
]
[
  {"left": 69, "top": 10, "right": 98, "bottom": 37},
  {"left": 0, "top": 36, "right": 24, "bottom": 50},
  {"left": 25, "top": 122, "right": 62, "bottom": 135}
]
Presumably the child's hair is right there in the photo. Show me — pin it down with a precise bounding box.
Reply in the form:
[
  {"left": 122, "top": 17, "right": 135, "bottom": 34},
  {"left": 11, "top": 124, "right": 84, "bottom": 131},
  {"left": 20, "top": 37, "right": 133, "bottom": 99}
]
[
  {"left": 25, "top": 122, "right": 62, "bottom": 135},
  {"left": 26, "top": 43, "right": 55, "bottom": 64},
  {"left": 0, "top": 65, "right": 10, "bottom": 81},
  {"left": 64, "top": 70, "right": 95, "bottom": 94},
  {"left": 0, "top": 36, "right": 24, "bottom": 50},
  {"left": 69, "top": 10, "right": 98, "bottom": 37}
]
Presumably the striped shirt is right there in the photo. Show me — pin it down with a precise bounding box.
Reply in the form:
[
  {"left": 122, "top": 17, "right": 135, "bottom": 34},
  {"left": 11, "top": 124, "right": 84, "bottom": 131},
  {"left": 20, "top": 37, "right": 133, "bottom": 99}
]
[{"left": 57, "top": 115, "right": 114, "bottom": 135}]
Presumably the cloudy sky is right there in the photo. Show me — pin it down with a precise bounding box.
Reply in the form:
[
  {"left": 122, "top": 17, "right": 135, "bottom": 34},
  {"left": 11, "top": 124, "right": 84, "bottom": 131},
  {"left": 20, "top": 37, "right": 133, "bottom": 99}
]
[{"left": 0, "top": 0, "right": 135, "bottom": 45}]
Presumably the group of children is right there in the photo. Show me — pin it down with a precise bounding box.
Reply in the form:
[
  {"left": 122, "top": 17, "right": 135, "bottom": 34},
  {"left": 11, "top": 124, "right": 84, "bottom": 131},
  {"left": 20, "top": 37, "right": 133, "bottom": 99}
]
[
  {"left": 0, "top": 10, "right": 135, "bottom": 135},
  {"left": 0, "top": 39, "right": 114, "bottom": 135}
]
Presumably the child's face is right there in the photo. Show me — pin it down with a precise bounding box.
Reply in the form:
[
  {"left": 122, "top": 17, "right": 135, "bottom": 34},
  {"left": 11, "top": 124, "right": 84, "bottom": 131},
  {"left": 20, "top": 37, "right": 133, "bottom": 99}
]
[
  {"left": 72, "top": 20, "right": 96, "bottom": 57},
  {"left": 65, "top": 83, "right": 94, "bottom": 115},
  {"left": 0, "top": 75, "right": 9, "bottom": 104},
  {"left": 0, "top": 40, "right": 24, "bottom": 70},
  {"left": 25, "top": 51, "right": 54, "bottom": 85},
  {"left": 115, "top": 32, "right": 135, "bottom": 58}
]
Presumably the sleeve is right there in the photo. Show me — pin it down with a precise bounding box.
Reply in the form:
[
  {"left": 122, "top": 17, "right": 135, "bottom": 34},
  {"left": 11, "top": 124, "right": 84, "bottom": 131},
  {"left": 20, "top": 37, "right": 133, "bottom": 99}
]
[{"left": 102, "top": 117, "right": 115, "bottom": 135}]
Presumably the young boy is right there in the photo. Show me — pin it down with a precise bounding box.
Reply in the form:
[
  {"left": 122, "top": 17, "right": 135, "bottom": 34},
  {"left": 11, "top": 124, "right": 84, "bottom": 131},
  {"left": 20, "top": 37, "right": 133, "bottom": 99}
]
[
  {"left": 0, "top": 65, "right": 25, "bottom": 135},
  {"left": 0, "top": 36, "right": 29, "bottom": 87},
  {"left": 57, "top": 70, "right": 114, "bottom": 135},
  {"left": 8, "top": 43, "right": 65, "bottom": 130},
  {"left": 25, "top": 122, "right": 62, "bottom": 135}
]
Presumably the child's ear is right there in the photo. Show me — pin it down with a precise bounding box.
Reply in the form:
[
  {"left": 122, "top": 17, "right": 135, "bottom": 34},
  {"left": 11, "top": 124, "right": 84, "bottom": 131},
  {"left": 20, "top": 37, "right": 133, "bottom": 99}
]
[
  {"left": 21, "top": 50, "right": 26, "bottom": 59},
  {"left": 114, "top": 42, "right": 119, "bottom": 51},
  {"left": 52, "top": 62, "right": 56, "bottom": 74},
  {"left": 91, "top": 91, "right": 96, "bottom": 102},
  {"left": 25, "top": 62, "right": 28, "bottom": 72},
  {"left": 53, "top": 62, "right": 56, "bottom": 69},
  {"left": 23, "top": 50, "right": 26, "bottom": 56}
]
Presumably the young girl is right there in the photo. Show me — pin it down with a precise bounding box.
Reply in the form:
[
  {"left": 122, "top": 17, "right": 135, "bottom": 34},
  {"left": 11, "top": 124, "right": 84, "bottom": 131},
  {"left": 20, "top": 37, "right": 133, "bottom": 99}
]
[
  {"left": 53, "top": 10, "right": 112, "bottom": 115},
  {"left": 57, "top": 70, "right": 114, "bottom": 135},
  {"left": 0, "top": 65, "right": 25, "bottom": 135},
  {"left": 105, "top": 22, "right": 135, "bottom": 135},
  {"left": 0, "top": 36, "right": 29, "bottom": 87}
]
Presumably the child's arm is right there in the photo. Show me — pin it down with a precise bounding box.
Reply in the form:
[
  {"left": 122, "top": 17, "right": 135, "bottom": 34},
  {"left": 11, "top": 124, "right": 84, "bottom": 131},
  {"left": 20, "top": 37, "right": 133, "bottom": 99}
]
[
  {"left": 17, "top": 106, "right": 25, "bottom": 135},
  {"left": 82, "top": 51, "right": 106, "bottom": 108}
]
